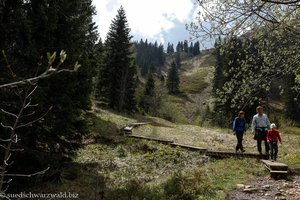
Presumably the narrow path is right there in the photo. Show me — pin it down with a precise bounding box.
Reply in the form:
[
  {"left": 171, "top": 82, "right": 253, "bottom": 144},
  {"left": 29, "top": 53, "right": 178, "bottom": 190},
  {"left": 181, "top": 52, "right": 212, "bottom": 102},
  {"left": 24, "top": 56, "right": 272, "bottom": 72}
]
[{"left": 228, "top": 173, "right": 300, "bottom": 200}]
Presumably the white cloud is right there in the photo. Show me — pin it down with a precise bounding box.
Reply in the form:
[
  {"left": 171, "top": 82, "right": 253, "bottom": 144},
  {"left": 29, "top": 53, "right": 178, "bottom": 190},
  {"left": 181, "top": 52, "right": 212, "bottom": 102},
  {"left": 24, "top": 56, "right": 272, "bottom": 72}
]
[{"left": 93, "top": 0, "right": 194, "bottom": 43}]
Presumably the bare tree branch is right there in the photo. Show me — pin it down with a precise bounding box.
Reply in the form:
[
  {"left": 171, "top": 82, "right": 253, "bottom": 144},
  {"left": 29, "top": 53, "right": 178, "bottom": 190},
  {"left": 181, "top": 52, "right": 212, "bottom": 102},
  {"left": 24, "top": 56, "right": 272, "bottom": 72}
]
[
  {"left": 261, "top": 0, "right": 300, "bottom": 5},
  {"left": 0, "top": 69, "right": 73, "bottom": 89},
  {"left": 0, "top": 123, "right": 13, "bottom": 130},
  {"left": 1, "top": 167, "right": 50, "bottom": 178},
  {"left": 0, "top": 50, "right": 74, "bottom": 193},
  {"left": 16, "top": 106, "right": 53, "bottom": 129},
  {"left": 0, "top": 109, "right": 17, "bottom": 118}
]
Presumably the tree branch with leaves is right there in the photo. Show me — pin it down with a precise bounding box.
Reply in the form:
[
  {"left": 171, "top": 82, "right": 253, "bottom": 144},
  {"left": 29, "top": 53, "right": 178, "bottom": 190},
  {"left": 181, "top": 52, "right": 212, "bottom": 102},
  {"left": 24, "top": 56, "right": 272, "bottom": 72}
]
[{"left": 0, "top": 50, "right": 80, "bottom": 199}]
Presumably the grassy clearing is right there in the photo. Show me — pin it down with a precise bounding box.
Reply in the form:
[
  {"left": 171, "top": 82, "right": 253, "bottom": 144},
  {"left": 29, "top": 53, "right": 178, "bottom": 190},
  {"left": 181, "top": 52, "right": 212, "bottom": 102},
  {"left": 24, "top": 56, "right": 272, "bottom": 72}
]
[
  {"left": 31, "top": 108, "right": 300, "bottom": 199},
  {"left": 32, "top": 139, "right": 208, "bottom": 200},
  {"left": 90, "top": 107, "right": 300, "bottom": 168},
  {"left": 137, "top": 123, "right": 300, "bottom": 167},
  {"left": 200, "top": 53, "right": 216, "bottom": 67},
  {"left": 31, "top": 144, "right": 266, "bottom": 200},
  {"left": 180, "top": 70, "right": 209, "bottom": 94}
]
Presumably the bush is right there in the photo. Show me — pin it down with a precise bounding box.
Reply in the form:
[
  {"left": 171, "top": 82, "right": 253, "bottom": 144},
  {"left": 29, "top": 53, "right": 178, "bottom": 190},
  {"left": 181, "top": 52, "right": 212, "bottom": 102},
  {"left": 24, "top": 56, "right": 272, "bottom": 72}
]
[
  {"left": 163, "top": 172, "right": 195, "bottom": 200},
  {"left": 107, "top": 179, "right": 164, "bottom": 200},
  {"left": 163, "top": 170, "right": 214, "bottom": 200}
]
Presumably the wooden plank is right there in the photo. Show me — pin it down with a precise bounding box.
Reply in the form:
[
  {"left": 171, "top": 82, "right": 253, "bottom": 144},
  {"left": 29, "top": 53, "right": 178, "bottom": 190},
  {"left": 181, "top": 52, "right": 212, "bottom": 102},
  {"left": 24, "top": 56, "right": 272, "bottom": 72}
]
[
  {"left": 205, "top": 151, "right": 266, "bottom": 159},
  {"left": 128, "top": 135, "right": 173, "bottom": 144},
  {"left": 270, "top": 170, "right": 288, "bottom": 174},
  {"left": 131, "top": 122, "right": 151, "bottom": 127},
  {"left": 170, "top": 143, "right": 208, "bottom": 151},
  {"left": 261, "top": 159, "right": 288, "bottom": 179},
  {"left": 261, "top": 160, "right": 288, "bottom": 171},
  {"left": 126, "top": 134, "right": 269, "bottom": 159},
  {"left": 261, "top": 159, "right": 288, "bottom": 167},
  {"left": 123, "top": 126, "right": 133, "bottom": 131}
]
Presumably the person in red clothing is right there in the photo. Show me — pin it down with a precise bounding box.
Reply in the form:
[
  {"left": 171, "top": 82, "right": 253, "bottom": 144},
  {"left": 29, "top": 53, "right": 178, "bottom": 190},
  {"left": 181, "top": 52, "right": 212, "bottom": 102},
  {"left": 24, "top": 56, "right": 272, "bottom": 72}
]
[{"left": 267, "top": 123, "right": 282, "bottom": 161}]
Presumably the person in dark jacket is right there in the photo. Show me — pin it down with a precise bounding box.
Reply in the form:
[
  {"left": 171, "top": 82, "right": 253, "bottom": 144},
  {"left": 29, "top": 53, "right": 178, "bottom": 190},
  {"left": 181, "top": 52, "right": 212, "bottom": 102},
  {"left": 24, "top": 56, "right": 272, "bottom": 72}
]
[{"left": 233, "top": 111, "right": 246, "bottom": 153}]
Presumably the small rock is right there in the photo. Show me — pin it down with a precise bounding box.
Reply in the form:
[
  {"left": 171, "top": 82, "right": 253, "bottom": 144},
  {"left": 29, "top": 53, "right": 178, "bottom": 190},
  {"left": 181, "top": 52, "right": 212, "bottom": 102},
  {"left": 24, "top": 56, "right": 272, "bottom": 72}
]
[
  {"left": 276, "top": 197, "right": 286, "bottom": 200},
  {"left": 282, "top": 183, "right": 290, "bottom": 187},
  {"left": 276, "top": 192, "right": 283, "bottom": 196},
  {"left": 245, "top": 185, "right": 251, "bottom": 189},
  {"left": 236, "top": 184, "right": 245, "bottom": 189},
  {"left": 243, "top": 188, "right": 259, "bottom": 193},
  {"left": 262, "top": 185, "right": 271, "bottom": 189},
  {"left": 265, "top": 193, "right": 270, "bottom": 196}
]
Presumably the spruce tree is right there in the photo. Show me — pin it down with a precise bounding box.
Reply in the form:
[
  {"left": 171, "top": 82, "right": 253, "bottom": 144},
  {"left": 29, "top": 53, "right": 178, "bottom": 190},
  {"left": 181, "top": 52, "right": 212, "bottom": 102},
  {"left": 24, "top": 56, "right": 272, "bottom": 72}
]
[
  {"left": 183, "top": 40, "right": 189, "bottom": 53},
  {"left": 189, "top": 42, "right": 194, "bottom": 55},
  {"left": 167, "top": 42, "right": 174, "bottom": 54},
  {"left": 167, "top": 62, "right": 180, "bottom": 94},
  {"left": 98, "top": 6, "right": 137, "bottom": 111},
  {"left": 134, "top": 39, "right": 165, "bottom": 76},
  {"left": 176, "top": 42, "right": 181, "bottom": 52},
  {"left": 193, "top": 41, "right": 201, "bottom": 55},
  {"left": 175, "top": 52, "right": 181, "bottom": 68},
  {"left": 139, "top": 73, "right": 155, "bottom": 113}
]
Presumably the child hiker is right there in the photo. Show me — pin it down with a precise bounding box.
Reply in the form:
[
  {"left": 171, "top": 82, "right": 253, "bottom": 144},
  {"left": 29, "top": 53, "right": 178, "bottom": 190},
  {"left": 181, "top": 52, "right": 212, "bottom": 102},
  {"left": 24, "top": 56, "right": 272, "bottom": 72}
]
[{"left": 267, "top": 123, "right": 282, "bottom": 161}]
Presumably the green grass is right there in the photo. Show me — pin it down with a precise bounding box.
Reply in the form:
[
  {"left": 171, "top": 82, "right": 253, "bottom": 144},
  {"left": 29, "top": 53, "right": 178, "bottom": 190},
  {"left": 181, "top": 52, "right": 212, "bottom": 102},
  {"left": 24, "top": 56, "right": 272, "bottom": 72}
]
[
  {"left": 31, "top": 140, "right": 209, "bottom": 200},
  {"left": 180, "top": 70, "right": 209, "bottom": 94},
  {"left": 282, "top": 126, "right": 300, "bottom": 135},
  {"left": 30, "top": 108, "right": 300, "bottom": 199},
  {"left": 201, "top": 53, "right": 216, "bottom": 67},
  {"left": 183, "top": 158, "right": 266, "bottom": 200}
]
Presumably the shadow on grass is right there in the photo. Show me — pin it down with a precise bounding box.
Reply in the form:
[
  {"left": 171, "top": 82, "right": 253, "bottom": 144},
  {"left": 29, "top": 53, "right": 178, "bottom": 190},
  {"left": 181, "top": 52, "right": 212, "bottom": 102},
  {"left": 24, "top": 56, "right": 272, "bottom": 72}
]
[{"left": 84, "top": 112, "right": 126, "bottom": 145}]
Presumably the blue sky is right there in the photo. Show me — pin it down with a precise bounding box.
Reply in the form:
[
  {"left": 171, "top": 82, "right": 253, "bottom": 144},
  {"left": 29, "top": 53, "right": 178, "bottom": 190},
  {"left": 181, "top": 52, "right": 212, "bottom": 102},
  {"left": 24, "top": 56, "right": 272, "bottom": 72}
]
[{"left": 93, "top": 0, "right": 213, "bottom": 48}]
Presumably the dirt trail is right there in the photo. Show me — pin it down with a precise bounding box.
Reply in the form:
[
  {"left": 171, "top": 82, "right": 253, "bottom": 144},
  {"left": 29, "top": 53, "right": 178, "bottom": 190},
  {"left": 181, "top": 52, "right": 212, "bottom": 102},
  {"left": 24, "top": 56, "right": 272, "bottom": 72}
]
[{"left": 228, "top": 171, "right": 300, "bottom": 200}]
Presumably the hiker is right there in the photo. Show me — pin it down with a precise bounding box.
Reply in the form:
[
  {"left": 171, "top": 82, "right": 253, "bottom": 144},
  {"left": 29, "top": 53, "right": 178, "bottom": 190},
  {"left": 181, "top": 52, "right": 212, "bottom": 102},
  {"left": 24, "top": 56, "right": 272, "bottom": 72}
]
[
  {"left": 233, "top": 111, "right": 246, "bottom": 153},
  {"left": 251, "top": 106, "right": 271, "bottom": 156},
  {"left": 267, "top": 123, "right": 282, "bottom": 161}
]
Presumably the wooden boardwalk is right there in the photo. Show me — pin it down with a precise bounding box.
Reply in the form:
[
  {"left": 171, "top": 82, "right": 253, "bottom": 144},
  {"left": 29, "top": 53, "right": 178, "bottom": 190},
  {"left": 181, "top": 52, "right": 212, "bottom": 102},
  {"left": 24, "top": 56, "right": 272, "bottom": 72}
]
[
  {"left": 128, "top": 134, "right": 269, "bottom": 159},
  {"left": 123, "top": 122, "right": 151, "bottom": 134},
  {"left": 128, "top": 135, "right": 174, "bottom": 144},
  {"left": 261, "top": 159, "right": 288, "bottom": 178},
  {"left": 124, "top": 127, "right": 289, "bottom": 177}
]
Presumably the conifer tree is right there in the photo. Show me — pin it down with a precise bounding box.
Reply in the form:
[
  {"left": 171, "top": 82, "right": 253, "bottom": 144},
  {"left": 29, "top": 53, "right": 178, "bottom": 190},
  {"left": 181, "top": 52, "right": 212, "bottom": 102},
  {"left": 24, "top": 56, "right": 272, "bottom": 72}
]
[
  {"left": 144, "top": 73, "right": 155, "bottom": 97},
  {"left": 139, "top": 73, "right": 155, "bottom": 113},
  {"left": 0, "top": 0, "right": 98, "bottom": 150},
  {"left": 183, "top": 40, "right": 189, "bottom": 53},
  {"left": 167, "top": 42, "right": 174, "bottom": 54},
  {"left": 175, "top": 52, "right": 181, "bottom": 68},
  {"left": 98, "top": 6, "right": 137, "bottom": 111},
  {"left": 135, "top": 39, "right": 165, "bottom": 76},
  {"left": 167, "top": 62, "right": 180, "bottom": 94},
  {"left": 189, "top": 42, "right": 194, "bottom": 55},
  {"left": 176, "top": 42, "right": 181, "bottom": 52},
  {"left": 193, "top": 41, "right": 201, "bottom": 55}
]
